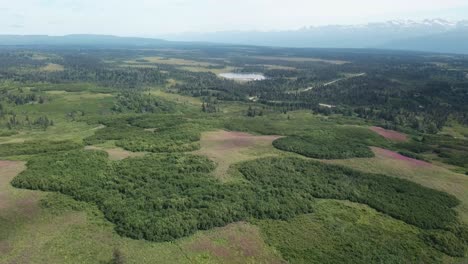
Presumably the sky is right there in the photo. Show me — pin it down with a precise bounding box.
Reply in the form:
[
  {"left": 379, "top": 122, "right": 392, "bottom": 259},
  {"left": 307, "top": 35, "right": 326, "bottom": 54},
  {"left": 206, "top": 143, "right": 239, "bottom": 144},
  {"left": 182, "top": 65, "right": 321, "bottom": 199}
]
[{"left": 1, "top": 0, "right": 468, "bottom": 36}]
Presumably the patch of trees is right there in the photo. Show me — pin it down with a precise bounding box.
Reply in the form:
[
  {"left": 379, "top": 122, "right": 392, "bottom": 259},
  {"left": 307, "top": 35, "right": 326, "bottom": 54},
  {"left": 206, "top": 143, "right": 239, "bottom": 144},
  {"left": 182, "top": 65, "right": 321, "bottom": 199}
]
[
  {"left": 201, "top": 97, "right": 220, "bottom": 113},
  {"left": 4, "top": 114, "right": 54, "bottom": 130},
  {"left": 84, "top": 116, "right": 201, "bottom": 153},
  {"left": 422, "top": 229, "right": 468, "bottom": 257},
  {"left": 0, "top": 52, "right": 166, "bottom": 89},
  {"left": 396, "top": 135, "right": 468, "bottom": 171},
  {"left": 274, "top": 136, "right": 373, "bottom": 159},
  {"left": 0, "top": 88, "right": 48, "bottom": 105},
  {"left": 246, "top": 106, "right": 263, "bottom": 117},
  {"left": 0, "top": 140, "right": 82, "bottom": 157},
  {"left": 239, "top": 157, "right": 465, "bottom": 256},
  {"left": 0, "top": 52, "right": 47, "bottom": 69},
  {"left": 12, "top": 152, "right": 465, "bottom": 257},
  {"left": 422, "top": 134, "right": 468, "bottom": 170},
  {"left": 272, "top": 126, "right": 388, "bottom": 159},
  {"left": 21, "top": 67, "right": 166, "bottom": 89},
  {"left": 112, "top": 92, "right": 175, "bottom": 113}
]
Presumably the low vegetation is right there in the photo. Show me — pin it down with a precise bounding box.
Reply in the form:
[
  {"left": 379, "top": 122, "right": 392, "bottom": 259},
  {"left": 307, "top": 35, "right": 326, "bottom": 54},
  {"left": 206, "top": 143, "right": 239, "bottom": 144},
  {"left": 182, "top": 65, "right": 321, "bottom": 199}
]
[
  {"left": 0, "top": 140, "right": 82, "bottom": 157},
  {"left": 255, "top": 200, "right": 448, "bottom": 264}
]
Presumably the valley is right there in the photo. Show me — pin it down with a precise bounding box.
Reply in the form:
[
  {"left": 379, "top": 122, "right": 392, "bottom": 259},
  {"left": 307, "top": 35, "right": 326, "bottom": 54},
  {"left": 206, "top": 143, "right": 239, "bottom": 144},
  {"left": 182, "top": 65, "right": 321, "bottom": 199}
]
[{"left": 0, "top": 43, "right": 467, "bottom": 264}]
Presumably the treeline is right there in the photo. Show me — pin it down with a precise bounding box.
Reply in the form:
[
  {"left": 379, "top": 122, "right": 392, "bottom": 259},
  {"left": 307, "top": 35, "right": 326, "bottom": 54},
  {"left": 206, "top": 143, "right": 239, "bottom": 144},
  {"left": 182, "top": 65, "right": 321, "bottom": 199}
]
[
  {"left": 273, "top": 135, "right": 373, "bottom": 159},
  {"left": 0, "top": 140, "right": 82, "bottom": 157},
  {"left": 0, "top": 88, "right": 48, "bottom": 105},
  {"left": 2, "top": 114, "right": 54, "bottom": 130},
  {"left": 5, "top": 67, "right": 166, "bottom": 89},
  {"left": 0, "top": 52, "right": 47, "bottom": 69},
  {"left": 0, "top": 52, "right": 166, "bottom": 89}
]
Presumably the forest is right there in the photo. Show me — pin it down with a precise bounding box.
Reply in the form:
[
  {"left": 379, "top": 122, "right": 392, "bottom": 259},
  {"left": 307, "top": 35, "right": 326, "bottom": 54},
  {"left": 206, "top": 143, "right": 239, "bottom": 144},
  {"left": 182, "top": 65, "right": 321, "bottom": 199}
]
[{"left": 0, "top": 45, "right": 467, "bottom": 264}]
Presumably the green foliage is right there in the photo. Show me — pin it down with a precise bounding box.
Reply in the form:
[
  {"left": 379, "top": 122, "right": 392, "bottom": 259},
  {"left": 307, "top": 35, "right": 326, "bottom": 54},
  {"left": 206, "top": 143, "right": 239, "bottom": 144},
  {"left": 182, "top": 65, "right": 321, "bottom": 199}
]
[
  {"left": 0, "top": 87, "right": 48, "bottom": 105},
  {"left": 8, "top": 150, "right": 308, "bottom": 241},
  {"left": 84, "top": 116, "right": 202, "bottom": 153},
  {"left": 12, "top": 150, "right": 461, "bottom": 251},
  {"left": 0, "top": 140, "right": 82, "bottom": 157},
  {"left": 40, "top": 193, "right": 89, "bottom": 214},
  {"left": 395, "top": 141, "right": 433, "bottom": 153},
  {"left": 239, "top": 157, "right": 459, "bottom": 230},
  {"left": 255, "top": 201, "right": 447, "bottom": 264},
  {"left": 422, "top": 230, "right": 467, "bottom": 257},
  {"left": 3, "top": 47, "right": 468, "bottom": 262},
  {"left": 273, "top": 135, "right": 373, "bottom": 159},
  {"left": 397, "top": 150, "right": 429, "bottom": 162},
  {"left": 272, "top": 126, "right": 388, "bottom": 159},
  {"left": 414, "top": 134, "right": 468, "bottom": 169},
  {"left": 0, "top": 130, "right": 17, "bottom": 137},
  {"left": 246, "top": 106, "right": 263, "bottom": 117},
  {"left": 110, "top": 249, "right": 126, "bottom": 264},
  {"left": 112, "top": 92, "right": 176, "bottom": 113}
]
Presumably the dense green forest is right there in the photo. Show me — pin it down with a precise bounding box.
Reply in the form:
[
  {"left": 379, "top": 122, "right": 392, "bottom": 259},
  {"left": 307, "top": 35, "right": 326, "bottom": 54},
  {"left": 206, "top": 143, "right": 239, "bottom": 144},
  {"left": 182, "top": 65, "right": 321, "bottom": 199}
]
[{"left": 11, "top": 151, "right": 466, "bottom": 257}]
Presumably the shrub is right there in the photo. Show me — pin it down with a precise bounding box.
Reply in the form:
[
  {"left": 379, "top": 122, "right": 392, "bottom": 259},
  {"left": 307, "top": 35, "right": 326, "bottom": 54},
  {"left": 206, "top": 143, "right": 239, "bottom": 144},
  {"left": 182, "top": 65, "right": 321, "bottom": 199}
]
[
  {"left": 0, "top": 140, "right": 82, "bottom": 157},
  {"left": 422, "top": 230, "right": 466, "bottom": 257},
  {"left": 273, "top": 135, "right": 373, "bottom": 159}
]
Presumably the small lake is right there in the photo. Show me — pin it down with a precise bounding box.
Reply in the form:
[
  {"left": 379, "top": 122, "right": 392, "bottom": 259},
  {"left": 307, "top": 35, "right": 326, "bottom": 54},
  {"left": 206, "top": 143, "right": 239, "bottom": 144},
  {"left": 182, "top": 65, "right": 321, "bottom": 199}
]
[{"left": 219, "top": 73, "right": 266, "bottom": 81}]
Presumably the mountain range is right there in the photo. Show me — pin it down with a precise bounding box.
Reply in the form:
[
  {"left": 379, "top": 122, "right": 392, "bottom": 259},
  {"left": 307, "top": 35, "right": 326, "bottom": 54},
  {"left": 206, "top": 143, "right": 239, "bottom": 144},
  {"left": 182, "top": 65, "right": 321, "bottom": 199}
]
[
  {"left": 1, "top": 19, "right": 467, "bottom": 54},
  {"left": 163, "top": 19, "right": 468, "bottom": 54}
]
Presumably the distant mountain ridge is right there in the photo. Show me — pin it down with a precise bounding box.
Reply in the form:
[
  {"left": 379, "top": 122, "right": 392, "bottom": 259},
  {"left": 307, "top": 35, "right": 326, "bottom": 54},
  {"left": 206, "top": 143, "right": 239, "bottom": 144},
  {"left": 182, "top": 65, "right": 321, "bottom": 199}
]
[
  {"left": 1, "top": 19, "right": 468, "bottom": 54},
  {"left": 0, "top": 34, "right": 169, "bottom": 47},
  {"left": 163, "top": 19, "right": 468, "bottom": 54}
]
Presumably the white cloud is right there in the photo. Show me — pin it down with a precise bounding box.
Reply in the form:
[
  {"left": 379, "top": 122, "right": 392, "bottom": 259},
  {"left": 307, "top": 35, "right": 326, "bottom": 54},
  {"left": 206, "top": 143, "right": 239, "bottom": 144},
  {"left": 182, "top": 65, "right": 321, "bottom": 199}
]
[{"left": 0, "top": 0, "right": 467, "bottom": 35}]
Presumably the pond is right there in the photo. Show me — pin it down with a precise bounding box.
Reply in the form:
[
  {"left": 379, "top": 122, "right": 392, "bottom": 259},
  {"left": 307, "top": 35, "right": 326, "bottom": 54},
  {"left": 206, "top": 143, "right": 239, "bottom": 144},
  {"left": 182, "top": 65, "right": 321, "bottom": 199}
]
[{"left": 219, "top": 73, "right": 266, "bottom": 81}]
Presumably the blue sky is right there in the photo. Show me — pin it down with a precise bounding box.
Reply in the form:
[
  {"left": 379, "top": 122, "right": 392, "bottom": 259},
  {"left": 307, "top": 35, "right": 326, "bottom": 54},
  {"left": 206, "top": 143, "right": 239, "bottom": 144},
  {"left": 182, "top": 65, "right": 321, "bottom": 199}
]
[{"left": 1, "top": 0, "right": 468, "bottom": 36}]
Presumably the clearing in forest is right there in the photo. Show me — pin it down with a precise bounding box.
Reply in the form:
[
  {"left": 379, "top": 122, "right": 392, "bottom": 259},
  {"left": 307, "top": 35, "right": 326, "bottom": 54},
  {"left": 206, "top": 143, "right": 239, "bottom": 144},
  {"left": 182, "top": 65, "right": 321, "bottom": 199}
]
[
  {"left": 185, "top": 222, "right": 283, "bottom": 263},
  {"left": 84, "top": 146, "right": 145, "bottom": 161},
  {"left": 370, "top": 126, "right": 408, "bottom": 142},
  {"left": 253, "top": 56, "right": 349, "bottom": 65},
  {"left": 195, "top": 130, "right": 281, "bottom": 181},
  {"left": 0, "top": 161, "right": 32, "bottom": 212},
  {"left": 40, "top": 63, "right": 65, "bottom": 72}
]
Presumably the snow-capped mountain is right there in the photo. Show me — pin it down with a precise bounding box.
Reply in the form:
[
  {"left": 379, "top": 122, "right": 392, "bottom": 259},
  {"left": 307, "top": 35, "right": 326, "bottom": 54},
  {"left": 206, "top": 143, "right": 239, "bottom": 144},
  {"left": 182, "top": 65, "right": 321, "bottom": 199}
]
[{"left": 164, "top": 19, "right": 468, "bottom": 54}]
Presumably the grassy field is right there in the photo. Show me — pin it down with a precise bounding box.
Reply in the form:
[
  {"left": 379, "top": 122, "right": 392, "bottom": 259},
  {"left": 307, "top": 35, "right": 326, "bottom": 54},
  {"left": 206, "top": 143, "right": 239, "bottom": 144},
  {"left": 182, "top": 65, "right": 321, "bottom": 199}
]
[
  {"left": 127, "top": 57, "right": 217, "bottom": 67},
  {"left": 195, "top": 130, "right": 282, "bottom": 181},
  {"left": 252, "top": 56, "right": 349, "bottom": 65},
  {"left": 39, "top": 63, "right": 65, "bottom": 72},
  {"left": 0, "top": 91, "right": 113, "bottom": 145}
]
